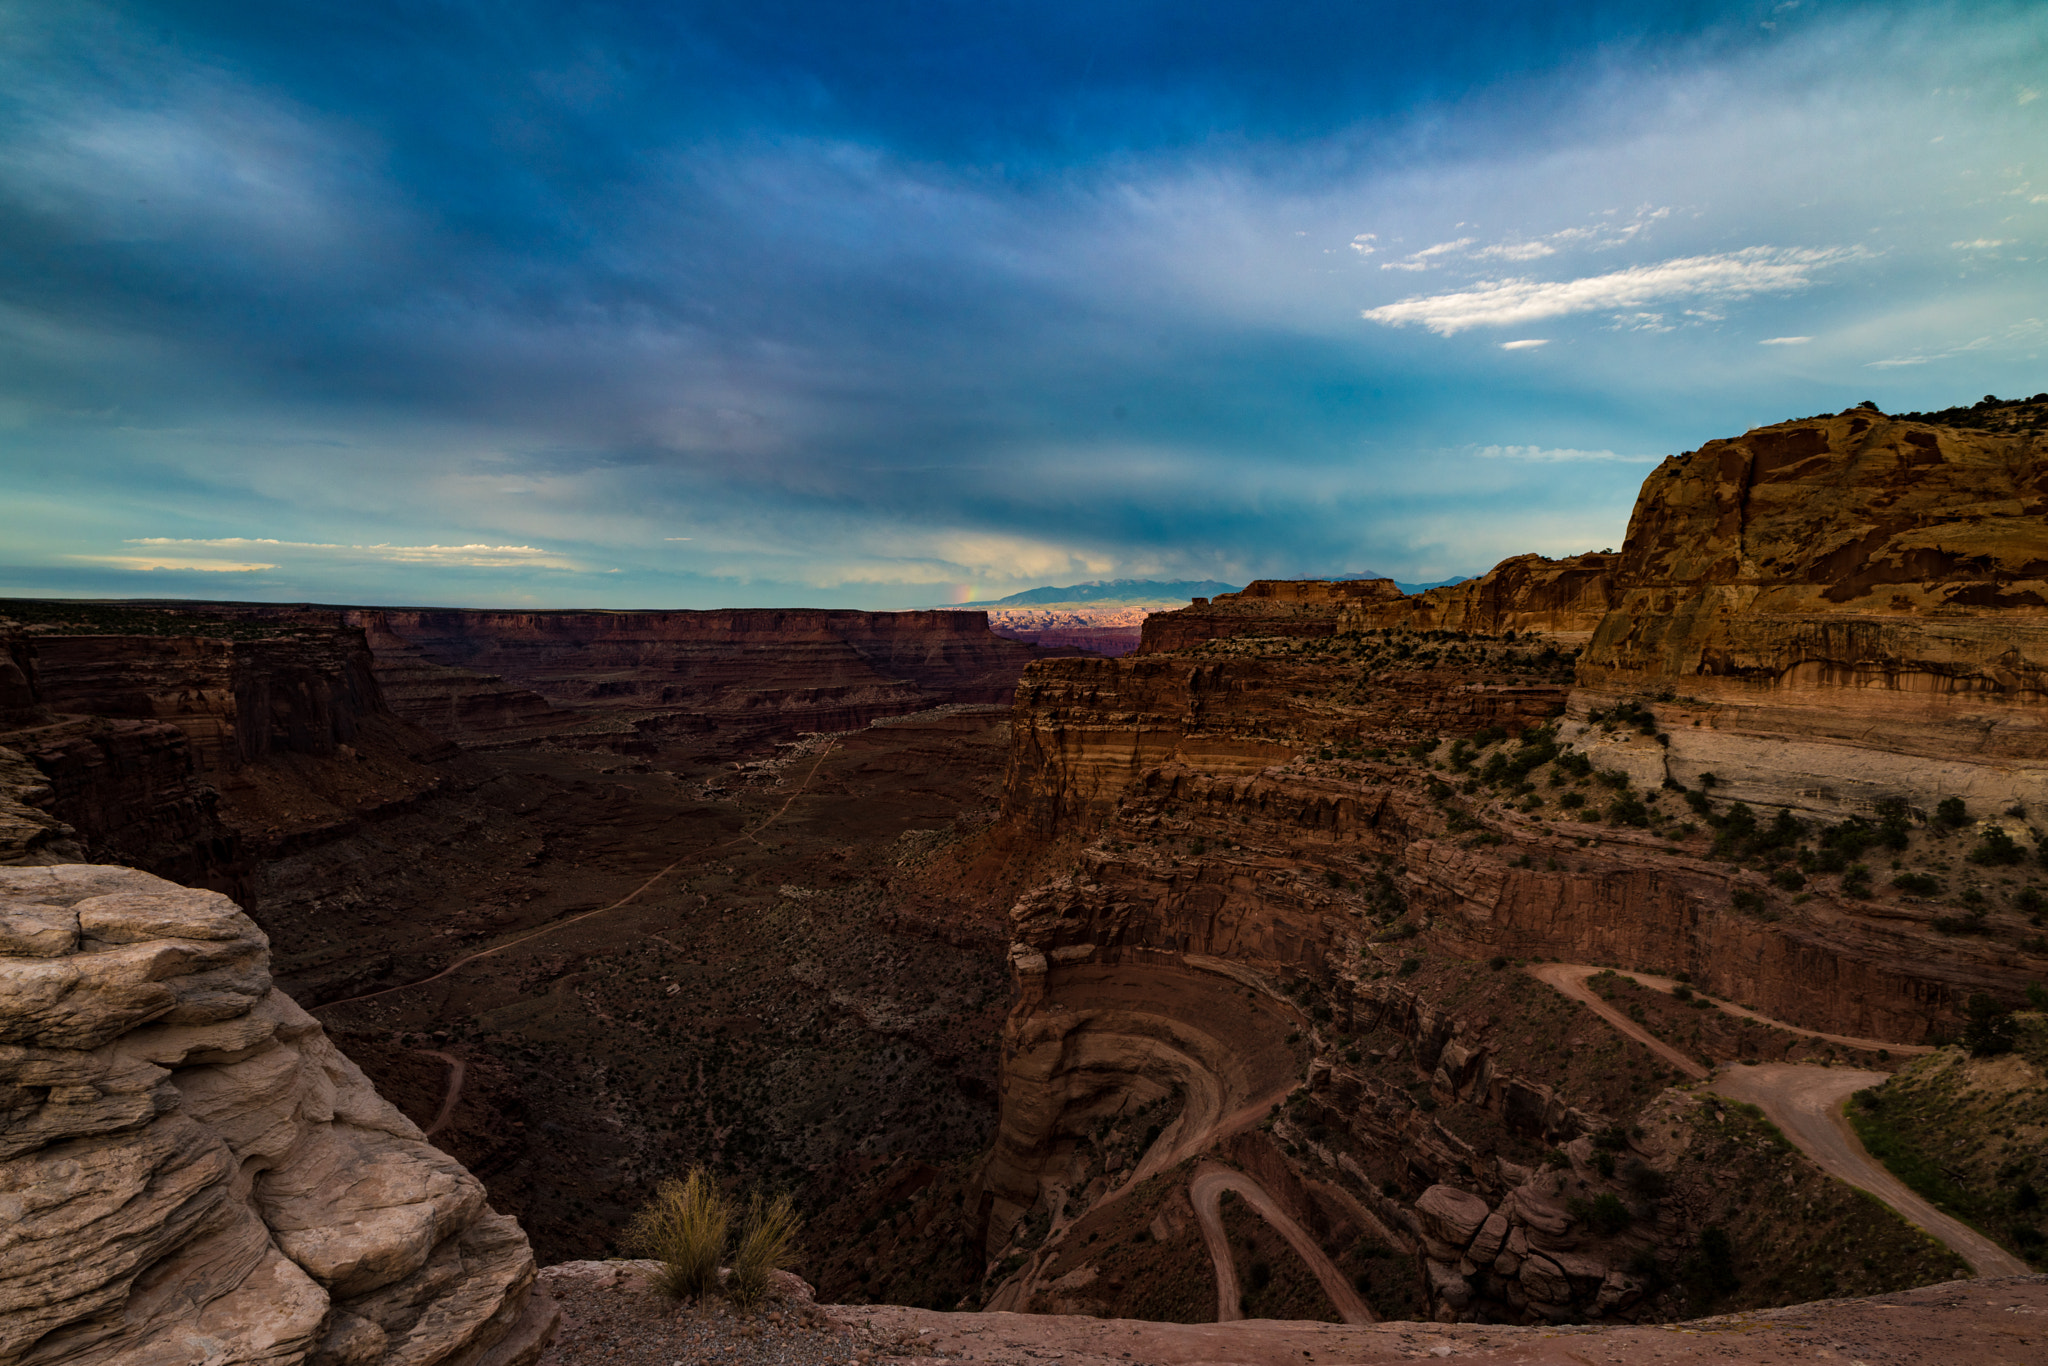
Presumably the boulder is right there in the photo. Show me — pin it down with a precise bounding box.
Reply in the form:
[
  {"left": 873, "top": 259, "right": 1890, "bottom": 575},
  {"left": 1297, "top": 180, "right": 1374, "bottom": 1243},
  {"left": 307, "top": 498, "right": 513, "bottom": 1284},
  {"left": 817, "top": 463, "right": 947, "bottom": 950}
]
[
  {"left": 1415, "top": 1184, "right": 1491, "bottom": 1251},
  {"left": 0, "top": 864, "right": 558, "bottom": 1366}
]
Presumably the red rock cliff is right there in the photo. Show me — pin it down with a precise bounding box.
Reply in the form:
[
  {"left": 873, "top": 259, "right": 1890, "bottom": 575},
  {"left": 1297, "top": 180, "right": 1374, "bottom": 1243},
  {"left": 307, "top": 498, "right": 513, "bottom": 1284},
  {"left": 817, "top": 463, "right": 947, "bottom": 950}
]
[
  {"left": 356, "top": 606, "right": 1054, "bottom": 748},
  {"left": 1569, "top": 407, "right": 2048, "bottom": 818}
]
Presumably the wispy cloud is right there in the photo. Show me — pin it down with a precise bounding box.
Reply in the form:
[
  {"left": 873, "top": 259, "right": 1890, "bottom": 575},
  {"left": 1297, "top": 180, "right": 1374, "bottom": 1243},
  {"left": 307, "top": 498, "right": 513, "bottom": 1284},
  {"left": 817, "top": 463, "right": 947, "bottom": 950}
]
[
  {"left": 120, "top": 537, "right": 588, "bottom": 570},
  {"left": 1866, "top": 317, "right": 2045, "bottom": 369},
  {"left": 1499, "top": 338, "right": 1549, "bottom": 350},
  {"left": 1362, "top": 246, "right": 1862, "bottom": 335},
  {"left": 1472, "top": 241, "right": 1557, "bottom": 262},
  {"left": 1760, "top": 335, "right": 1812, "bottom": 345},
  {"left": 1380, "top": 236, "right": 1476, "bottom": 271},
  {"left": 67, "top": 554, "right": 278, "bottom": 572},
  {"left": 1472, "top": 445, "right": 1658, "bottom": 463}
]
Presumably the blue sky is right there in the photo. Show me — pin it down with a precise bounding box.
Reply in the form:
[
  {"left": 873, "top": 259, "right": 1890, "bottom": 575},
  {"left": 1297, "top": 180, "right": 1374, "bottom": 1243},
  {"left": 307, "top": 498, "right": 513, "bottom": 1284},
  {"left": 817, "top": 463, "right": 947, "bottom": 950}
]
[{"left": 1, "top": 1, "right": 2043, "bottom": 609}]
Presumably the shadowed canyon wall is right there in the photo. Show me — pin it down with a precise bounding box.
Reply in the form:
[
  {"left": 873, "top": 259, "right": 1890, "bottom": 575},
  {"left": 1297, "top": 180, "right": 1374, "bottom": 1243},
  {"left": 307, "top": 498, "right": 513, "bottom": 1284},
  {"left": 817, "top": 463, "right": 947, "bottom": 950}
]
[{"left": 350, "top": 607, "right": 1063, "bottom": 750}]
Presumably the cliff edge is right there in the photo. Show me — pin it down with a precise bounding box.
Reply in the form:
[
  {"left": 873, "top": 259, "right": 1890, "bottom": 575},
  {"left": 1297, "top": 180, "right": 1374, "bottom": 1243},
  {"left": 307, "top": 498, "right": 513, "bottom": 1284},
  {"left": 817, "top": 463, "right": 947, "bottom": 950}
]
[{"left": 0, "top": 863, "right": 556, "bottom": 1366}]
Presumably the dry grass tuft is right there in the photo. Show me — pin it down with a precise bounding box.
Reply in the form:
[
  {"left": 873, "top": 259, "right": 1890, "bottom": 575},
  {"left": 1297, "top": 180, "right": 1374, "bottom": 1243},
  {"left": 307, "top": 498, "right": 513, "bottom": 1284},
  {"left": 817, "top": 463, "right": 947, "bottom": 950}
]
[
  {"left": 728, "top": 1189, "right": 803, "bottom": 1307},
  {"left": 624, "top": 1167, "right": 731, "bottom": 1301}
]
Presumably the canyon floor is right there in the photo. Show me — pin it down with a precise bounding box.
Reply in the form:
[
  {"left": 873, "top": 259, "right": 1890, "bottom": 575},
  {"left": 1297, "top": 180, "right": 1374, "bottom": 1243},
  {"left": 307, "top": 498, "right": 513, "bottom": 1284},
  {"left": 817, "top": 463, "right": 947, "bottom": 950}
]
[{"left": 237, "top": 705, "right": 1046, "bottom": 1305}]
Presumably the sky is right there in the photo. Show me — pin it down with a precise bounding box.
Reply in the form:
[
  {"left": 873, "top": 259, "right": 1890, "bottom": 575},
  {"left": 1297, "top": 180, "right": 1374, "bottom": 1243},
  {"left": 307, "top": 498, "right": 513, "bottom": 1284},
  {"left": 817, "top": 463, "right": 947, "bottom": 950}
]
[{"left": 1, "top": 1, "right": 2044, "bottom": 610}]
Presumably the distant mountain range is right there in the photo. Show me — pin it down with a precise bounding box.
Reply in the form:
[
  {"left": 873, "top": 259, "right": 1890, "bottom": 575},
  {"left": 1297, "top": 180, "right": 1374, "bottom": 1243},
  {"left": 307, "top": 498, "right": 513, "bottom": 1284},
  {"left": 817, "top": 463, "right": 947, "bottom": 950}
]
[{"left": 941, "top": 573, "right": 1472, "bottom": 610}]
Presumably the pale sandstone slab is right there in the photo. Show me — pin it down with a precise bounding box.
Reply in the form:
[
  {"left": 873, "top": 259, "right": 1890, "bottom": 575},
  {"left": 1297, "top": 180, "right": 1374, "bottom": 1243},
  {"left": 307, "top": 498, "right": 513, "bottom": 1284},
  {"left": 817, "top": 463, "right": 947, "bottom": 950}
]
[{"left": 0, "top": 864, "right": 552, "bottom": 1366}]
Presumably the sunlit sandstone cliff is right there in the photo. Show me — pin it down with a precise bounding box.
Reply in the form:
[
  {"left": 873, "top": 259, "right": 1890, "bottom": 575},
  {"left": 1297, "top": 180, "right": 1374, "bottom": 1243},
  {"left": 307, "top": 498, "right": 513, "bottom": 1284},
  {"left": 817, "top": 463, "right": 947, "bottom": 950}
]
[
  {"left": 1137, "top": 555, "right": 1618, "bottom": 654},
  {"left": 0, "top": 863, "right": 554, "bottom": 1366},
  {"left": 1567, "top": 407, "right": 2048, "bottom": 819}
]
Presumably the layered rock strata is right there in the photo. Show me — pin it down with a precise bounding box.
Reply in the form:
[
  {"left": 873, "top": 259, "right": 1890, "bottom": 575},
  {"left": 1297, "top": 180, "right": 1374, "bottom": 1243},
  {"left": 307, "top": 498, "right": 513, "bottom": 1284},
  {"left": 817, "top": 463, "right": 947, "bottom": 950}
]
[
  {"left": 1570, "top": 408, "right": 2047, "bottom": 818},
  {"left": 1136, "top": 555, "right": 1616, "bottom": 655},
  {"left": 976, "top": 403, "right": 2048, "bottom": 1324},
  {"left": 361, "top": 609, "right": 1043, "bottom": 732},
  {"left": 0, "top": 620, "right": 452, "bottom": 879},
  {"left": 0, "top": 862, "right": 555, "bottom": 1366}
]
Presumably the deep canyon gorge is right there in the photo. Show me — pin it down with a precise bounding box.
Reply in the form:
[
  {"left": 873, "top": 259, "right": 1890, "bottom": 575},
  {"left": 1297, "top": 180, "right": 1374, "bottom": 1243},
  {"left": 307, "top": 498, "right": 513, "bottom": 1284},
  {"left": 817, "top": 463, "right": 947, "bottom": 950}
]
[{"left": 5, "top": 396, "right": 2048, "bottom": 1363}]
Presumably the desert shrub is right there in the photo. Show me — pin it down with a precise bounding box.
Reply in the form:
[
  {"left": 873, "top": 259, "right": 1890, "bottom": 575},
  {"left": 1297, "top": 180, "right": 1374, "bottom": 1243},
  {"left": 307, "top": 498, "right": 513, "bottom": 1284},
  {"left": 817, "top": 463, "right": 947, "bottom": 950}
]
[
  {"left": 1840, "top": 864, "right": 1873, "bottom": 898},
  {"left": 1608, "top": 793, "right": 1651, "bottom": 827},
  {"left": 1874, "top": 798, "right": 1914, "bottom": 849},
  {"left": 1559, "top": 790, "right": 1585, "bottom": 809},
  {"left": 1590, "top": 1191, "right": 1633, "bottom": 1233},
  {"left": 1397, "top": 956, "right": 1421, "bottom": 977},
  {"left": 728, "top": 1189, "right": 803, "bottom": 1307},
  {"left": 1935, "top": 796, "right": 1968, "bottom": 829},
  {"left": 1623, "top": 1159, "right": 1670, "bottom": 1201},
  {"left": 1555, "top": 752, "right": 1592, "bottom": 780},
  {"left": 1683, "top": 1226, "right": 1739, "bottom": 1306},
  {"left": 1963, "top": 993, "right": 2016, "bottom": 1057},
  {"left": 1968, "top": 827, "right": 2027, "bottom": 866},
  {"left": 1893, "top": 872, "right": 1942, "bottom": 896},
  {"left": 625, "top": 1167, "right": 731, "bottom": 1301},
  {"left": 1933, "top": 906, "right": 1988, "bottom": 935},
  {"left": 1730, "top": 887, "right": 1771, "bottom": 918},
  {"left": 1770, "top": 866, "right": 1806, "bottom": 892},
  {"left": 1488, "top": 954, "right": 1509, "bottom": 971}
]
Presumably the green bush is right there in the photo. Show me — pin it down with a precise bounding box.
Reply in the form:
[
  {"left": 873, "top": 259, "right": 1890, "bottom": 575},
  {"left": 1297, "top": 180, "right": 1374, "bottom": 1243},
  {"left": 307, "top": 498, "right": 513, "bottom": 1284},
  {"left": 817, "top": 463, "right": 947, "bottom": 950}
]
[
  {"left": 1969, "top": 827, "right": 2027, "bottom": 866},
  {"left": 1893, "top": 871, "right": 1942, "bottom": 896},
  {"left": 625, "top": 1167, "right": 731, "bottom": 1301},
  {"left": 1936, "top": 796, "right": 1968, "bottom": 829}
]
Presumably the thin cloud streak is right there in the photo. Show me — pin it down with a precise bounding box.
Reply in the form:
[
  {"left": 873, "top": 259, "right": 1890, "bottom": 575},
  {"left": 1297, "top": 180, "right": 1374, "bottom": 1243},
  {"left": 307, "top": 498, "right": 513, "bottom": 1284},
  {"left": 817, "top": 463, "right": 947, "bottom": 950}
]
[{"left": 1361, "top": 247, "right": 1867, "bottom": 336}]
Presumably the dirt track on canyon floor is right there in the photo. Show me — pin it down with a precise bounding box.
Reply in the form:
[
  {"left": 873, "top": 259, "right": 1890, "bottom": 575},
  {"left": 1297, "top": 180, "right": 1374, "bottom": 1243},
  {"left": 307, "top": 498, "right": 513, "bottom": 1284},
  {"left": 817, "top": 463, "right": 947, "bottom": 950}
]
[
  {"left": 1708, "top": 1062, "right": 2030, "bottom": 1278},
  {"left": 1188, "top": 1163, "right": 1377, "bottom": 1325},
  {"left": 1528, "top": 962, "right": 2022, "bottom": 1277}
]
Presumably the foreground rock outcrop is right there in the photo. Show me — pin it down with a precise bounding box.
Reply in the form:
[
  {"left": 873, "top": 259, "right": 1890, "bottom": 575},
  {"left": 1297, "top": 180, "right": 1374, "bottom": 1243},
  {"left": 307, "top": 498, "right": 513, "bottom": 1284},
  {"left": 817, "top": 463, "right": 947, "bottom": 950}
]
[{"left": 0, "top": 863, "right": 555, "bottom": 1366}]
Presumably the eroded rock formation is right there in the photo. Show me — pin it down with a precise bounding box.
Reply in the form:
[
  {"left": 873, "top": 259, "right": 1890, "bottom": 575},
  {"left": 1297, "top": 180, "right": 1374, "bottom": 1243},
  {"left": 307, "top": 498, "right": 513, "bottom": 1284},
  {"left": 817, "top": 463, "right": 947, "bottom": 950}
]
[
  {"left": 971, "top": 401, "right": 2046, "bottom": 1325},
  {"left": 1136, "top": 555, "right": 1616, "bottom": 655},
  {"left": 1569, "top": 408, "right": 2048, "bottom": 818},
  {"left": 0, "top": 863, "right": 555, "bottom": 1366},
  {"left": 352, "top": 607, "right": 1053, "bottom": 751}
]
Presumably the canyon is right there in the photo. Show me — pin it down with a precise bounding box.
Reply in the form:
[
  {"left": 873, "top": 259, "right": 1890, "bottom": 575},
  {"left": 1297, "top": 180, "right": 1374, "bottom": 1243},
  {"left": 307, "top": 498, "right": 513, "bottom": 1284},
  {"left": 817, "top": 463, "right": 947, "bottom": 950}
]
[{"left": 3, "top": 396, "right": 2046, "bottom": 1359}]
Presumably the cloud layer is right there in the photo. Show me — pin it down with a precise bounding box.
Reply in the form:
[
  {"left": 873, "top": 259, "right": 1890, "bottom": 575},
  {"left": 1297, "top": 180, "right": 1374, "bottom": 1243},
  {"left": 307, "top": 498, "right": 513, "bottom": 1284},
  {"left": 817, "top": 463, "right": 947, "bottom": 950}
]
[{"left": 0, "top": 2, "right": 2044, "bottom": 607}]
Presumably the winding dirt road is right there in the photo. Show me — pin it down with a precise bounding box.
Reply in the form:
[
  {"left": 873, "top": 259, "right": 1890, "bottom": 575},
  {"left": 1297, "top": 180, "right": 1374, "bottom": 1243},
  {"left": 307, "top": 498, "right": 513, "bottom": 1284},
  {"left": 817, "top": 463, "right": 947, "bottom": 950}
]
[
  {"left": 1535, "top": 963, "right": 1934, "bottom": 1057},
  {"left": 1708, "top": 1062, "right": 2029, "bottom": 1277},
  {"left": 1188, "top": 1164, "right": 1376, "bottom": 1325},
  {"left": 1525, "top": 963, "right": 1710, "bottom": 1080},
  {"left": 1526, "top": 963, "right": 2018, "bottom": 1277}
]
